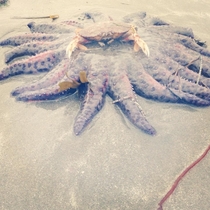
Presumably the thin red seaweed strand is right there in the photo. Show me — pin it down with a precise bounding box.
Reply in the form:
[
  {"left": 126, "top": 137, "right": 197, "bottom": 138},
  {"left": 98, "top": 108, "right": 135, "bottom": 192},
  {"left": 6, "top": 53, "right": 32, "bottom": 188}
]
[{"left": 157, "top": 144, "right": 210, "bottom": 210}]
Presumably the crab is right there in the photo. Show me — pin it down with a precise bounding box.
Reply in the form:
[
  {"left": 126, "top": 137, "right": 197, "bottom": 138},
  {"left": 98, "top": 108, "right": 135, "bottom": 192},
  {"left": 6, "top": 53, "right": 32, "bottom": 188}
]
[{"left": 66, "top": 21, "right": 150, "bottom": 57}]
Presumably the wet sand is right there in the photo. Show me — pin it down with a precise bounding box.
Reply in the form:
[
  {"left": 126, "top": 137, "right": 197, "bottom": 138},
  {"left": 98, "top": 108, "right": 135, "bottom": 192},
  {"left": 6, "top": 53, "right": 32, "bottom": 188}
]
[{"left": 0, "top": 0, "right": 210, "bottom": 209}]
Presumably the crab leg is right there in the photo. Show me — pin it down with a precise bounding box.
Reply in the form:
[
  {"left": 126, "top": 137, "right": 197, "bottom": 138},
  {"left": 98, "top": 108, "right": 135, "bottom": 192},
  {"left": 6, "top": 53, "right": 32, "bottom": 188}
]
[
  {"left": 122, "top": 26, "right": 150, "bottom": 57},
  {"left": 131, "top": 26, "right": 150, "bottom": 56},
  {"left": 66, "top": 35, "right": 88, "bottom": 58}
]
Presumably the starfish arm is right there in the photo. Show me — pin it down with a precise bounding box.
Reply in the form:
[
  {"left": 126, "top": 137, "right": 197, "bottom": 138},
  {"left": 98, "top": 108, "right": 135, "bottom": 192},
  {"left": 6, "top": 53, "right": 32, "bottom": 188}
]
[
  {"left": 0, "top": 49, "right": 65, "bottom": 80},
  {"left": 16, "top": 84, "right": 76, "bottom": 101},
  {"left": 142, "top": 58, "right": 210, "bottom": 105},
  {"left": 153, "top": 63, "right": 210, "bottom": 106},
  {"left": 5, "top": 41, "right": 63, "bottom": 63},
  {"left": 11, "top": 57, "right": 70, "bottom": 96},
  {"left": 166, "top": 26, "right": 194, "bottom": 38},
  {"left": 168, "top": 88, "right": 210, "bottom": 106},
  {"left": 13, "top": 56, "right": 83, "bottom": 101},
  {"left": 108, "top": 66, "right": 156, "bottom": 135},
  {"left": 27, "top": 22, "right": 74, "bottom": 34},
  {"left": 178, "top": 36, "right": 210, "bottom": 57},
  {"left": 128, "top": 61, "right": 178, "bottom": 102},
  {"left": 0, "top": 33, "right": 59, "bottom": 46},
  {"left": 158, "top": 42, "right": 210, "bottom": 87},
  {"left": 127, "top": 59, "right": 210, "bottom": 106},
  {"left": 190, "top": 56, "right": 210, "bottom": 78},
  {"left": 148, "top": 24, "right": 194, "bottom": 38},
  {"left": 113, "top": 97, "right": 156, "bottom": 135},
  {"left": 74, "top": 75, "right": 108, "bottom": 135}
]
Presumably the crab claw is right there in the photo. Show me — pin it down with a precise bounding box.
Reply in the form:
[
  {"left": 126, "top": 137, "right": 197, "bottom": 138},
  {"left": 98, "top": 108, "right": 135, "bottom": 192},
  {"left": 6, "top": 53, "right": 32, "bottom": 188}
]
[
  {"left": 134, "top": 37, "right": 150, "bottom": 57},
  {"left": 66, "top": 37, "right": 88, "bottom": 58},
  {"left": 66, "top": 38, "right": 78, "bottom": 58},
  {"left": 129, "top": 25, "right": 150, "bottom": 57}
]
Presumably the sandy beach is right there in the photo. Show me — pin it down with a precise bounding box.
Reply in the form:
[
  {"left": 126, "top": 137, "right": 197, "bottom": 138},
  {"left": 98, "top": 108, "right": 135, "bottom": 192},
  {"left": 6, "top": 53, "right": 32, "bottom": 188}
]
[{"left": 0, "top": 0, "right": 210, "bottom": 209}]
